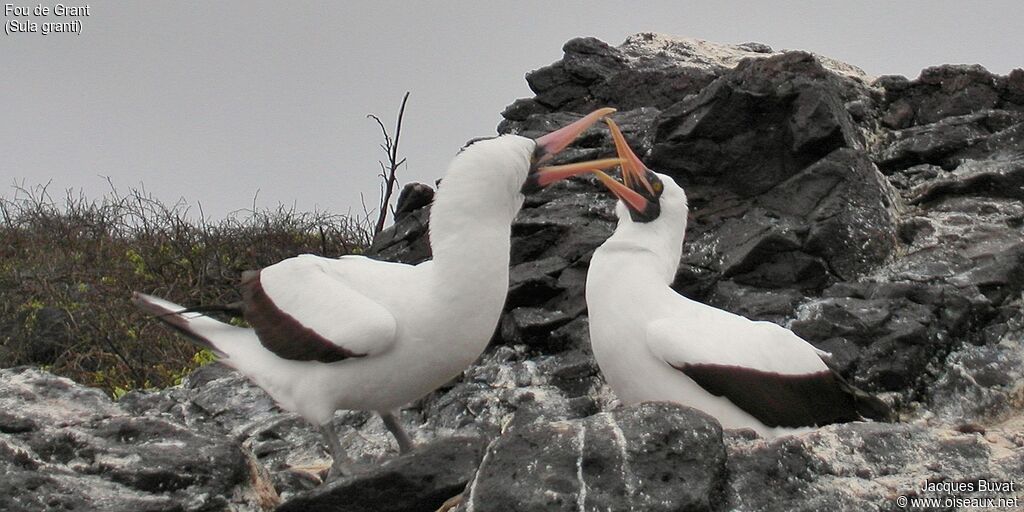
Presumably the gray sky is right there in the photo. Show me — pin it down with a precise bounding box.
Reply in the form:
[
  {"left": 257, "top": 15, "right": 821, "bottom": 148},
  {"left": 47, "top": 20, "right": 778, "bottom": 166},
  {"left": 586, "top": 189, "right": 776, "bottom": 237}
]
[{"left": 3, "top": 1, "right": 1021, "bottom": 221}]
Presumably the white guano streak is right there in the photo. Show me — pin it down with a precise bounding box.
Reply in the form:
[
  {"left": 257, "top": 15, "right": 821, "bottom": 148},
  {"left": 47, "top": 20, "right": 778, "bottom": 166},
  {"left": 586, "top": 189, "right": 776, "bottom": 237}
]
[
  {"left": 604, "top": 413, "right": 636, "bottom": 500},
  {"left": 466, "top": 438, "right": 499, "bottom": 512},
  {"left": 576, "top": 424, "right": 587, "bottom": 512}
]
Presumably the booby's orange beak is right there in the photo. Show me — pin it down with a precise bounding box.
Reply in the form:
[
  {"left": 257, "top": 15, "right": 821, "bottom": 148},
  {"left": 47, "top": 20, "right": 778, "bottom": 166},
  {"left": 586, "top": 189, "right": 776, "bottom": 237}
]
[
  {"left": 591, "top": 169, "right": 650, "bottom": 213},
  {"left": 589, "top": 118, "right": 653, "bottom": 213},
  {"left": 534, "top": 107, "right": 617, "bottom": 165},
  {"left": 523, "top": 107, "right": 622, "bottom": 193},
  {"left": 606, "top": 118, "right": 655, "bottom": 196},
  {"left": 529, "top": 157, "right": 624, "bottom": 188}
]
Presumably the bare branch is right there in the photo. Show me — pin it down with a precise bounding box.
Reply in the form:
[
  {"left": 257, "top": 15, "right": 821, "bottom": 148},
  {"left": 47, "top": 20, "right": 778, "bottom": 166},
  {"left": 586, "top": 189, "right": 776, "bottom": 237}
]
[
  {"left": 369, "top": 92, "right": 411, "bottom": 237},
  {"left": 367, "top": 114, "right": 393, "bottom": 151}
]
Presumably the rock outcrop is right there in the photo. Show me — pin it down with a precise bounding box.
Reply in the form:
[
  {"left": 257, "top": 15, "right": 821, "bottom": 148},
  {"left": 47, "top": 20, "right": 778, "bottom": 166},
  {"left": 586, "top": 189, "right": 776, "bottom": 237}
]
[
  {"left": 3, "top": 33, "right": 1023, "bottom": 510},
  {"left": 461, "top": 402, "right": 727, "bottom": 512},
  {"left": 0, "top": 367, "right": 266, "bottom": 512}
]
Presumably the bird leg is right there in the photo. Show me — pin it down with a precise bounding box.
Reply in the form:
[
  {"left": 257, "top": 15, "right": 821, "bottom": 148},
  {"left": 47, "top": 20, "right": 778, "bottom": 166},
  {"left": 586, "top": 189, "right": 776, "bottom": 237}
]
[
  {"left": 379, "top": 410, "right": 415, "bottom": 454},
  {"left": 319, "top": 423, "right": 354, "bottom": 479}
]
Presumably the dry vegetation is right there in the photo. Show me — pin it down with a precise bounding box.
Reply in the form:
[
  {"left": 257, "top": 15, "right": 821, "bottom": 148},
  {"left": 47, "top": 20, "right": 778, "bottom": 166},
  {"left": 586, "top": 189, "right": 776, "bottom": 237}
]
[{"left": 0, "top": 183, "right": 371, "bottom": 396}]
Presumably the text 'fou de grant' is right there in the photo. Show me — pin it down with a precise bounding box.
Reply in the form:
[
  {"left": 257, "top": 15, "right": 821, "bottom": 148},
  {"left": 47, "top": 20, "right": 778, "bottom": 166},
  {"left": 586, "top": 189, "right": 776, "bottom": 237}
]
[
  {"left": 4, "top": 3, "right": 91, "bottom": 17},
  {"left": 5, "top": 3, "right": 89, "bottom": 35}
]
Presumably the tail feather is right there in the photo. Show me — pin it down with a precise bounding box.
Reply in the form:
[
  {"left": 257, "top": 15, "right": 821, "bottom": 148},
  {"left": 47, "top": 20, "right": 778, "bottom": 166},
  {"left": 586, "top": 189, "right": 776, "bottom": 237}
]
[
  {"left": 132, "top": 292, "right": 229, "bottom": 358},
  {"left": 833, "top": 370, "right": 896, "bottom": 423},
  {"left": 174, "top": 303, "right": 245, "bottom": 318}
]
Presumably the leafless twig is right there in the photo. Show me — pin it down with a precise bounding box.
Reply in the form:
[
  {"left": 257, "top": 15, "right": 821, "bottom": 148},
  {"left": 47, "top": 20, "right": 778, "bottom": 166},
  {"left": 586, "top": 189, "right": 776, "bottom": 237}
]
[{"left": 367, "top": 92, "right": 410, "bottom": 237}]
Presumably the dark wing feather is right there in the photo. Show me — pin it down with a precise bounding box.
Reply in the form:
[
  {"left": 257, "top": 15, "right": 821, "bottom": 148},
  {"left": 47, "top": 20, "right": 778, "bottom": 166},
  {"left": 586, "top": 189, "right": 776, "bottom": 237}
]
[
  {"left": 674, "top": 363, "right": 890, "bottom": 428},
  {"left": 240, "top": 270, "right": 365, "bottom": 363}
]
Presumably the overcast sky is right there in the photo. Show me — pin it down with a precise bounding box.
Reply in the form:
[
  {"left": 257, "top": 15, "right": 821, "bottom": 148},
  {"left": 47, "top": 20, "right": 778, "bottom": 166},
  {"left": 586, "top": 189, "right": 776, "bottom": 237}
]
[{"left": 3, "top": 1, "right": 1021, "bottom": 221}]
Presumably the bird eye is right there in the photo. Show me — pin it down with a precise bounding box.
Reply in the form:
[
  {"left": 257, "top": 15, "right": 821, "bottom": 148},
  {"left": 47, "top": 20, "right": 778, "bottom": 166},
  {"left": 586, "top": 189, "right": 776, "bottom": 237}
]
[{"left": 652, "top": 181, "right": 663, "bottom": 193}]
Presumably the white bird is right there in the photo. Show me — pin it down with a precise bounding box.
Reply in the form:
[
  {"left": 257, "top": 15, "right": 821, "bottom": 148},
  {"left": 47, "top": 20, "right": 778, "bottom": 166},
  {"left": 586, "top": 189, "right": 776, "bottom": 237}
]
[
  {"left": 584, "top": 119, "right": 892, "bottom": 437},
  {"left": 133, "top": 108, "right": 622, "bottom": 477}
]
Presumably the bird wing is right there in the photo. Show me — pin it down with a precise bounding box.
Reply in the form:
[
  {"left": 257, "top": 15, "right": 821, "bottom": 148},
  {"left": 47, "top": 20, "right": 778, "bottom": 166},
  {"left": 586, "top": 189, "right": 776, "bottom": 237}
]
[
  {"left": 241, "top": 254, "right": 400, "bottom": 363},
  {"left": 644, "top": 304, "right": 863, "bottom": 428}
]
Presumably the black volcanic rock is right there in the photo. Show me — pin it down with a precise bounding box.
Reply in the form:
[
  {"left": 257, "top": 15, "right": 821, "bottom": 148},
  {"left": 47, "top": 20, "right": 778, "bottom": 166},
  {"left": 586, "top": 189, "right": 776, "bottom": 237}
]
[
  {"left": 517, "top": 34, "right": 770, "bottom": 114},
  {"left": 651, "top": 51, "right": 868, "bottom": 195},
  {"left": 500, "top": 307, "right": 575, "bottom": 350},
  {"left": 277, "top": 435, "right": 487, "bottom": 512},
  {"left": 927, "top": 301, "right": 1024, "bottom": 423},
  {"left": 760, "top": 149, "right": 899, "bottom": 280},
  {"left": 705, "top": 281, "right": 806, "bottom": 324},
  {"left": 506, "top": 256, "right": 571, "bottom": 308},
  {"left": 874, "top": 110, "right": 1024, "bottom": 172},
  {"left": 673, "top": 147, "right": 899, "bottom": 295},
  {"left": 369, "top": 204, "right": 431, "bottom": 264},
  {"left": 393, "top": 182, "right": 434, "bottom": 221},
  {"left": 877, "top": 64, "right": 1024, "bottom": 129},
  {"left": 907, "top": 151, "right": 1024, "bottom": 204},
  {"left": 725, "top": 421, "right": 1024, "bottom": 511},
  {"left": 459, "top": 402, "right": 727, "bottom": 512},
  {"left": 0, "top": 367, "right": 267, "bottom": 512}
]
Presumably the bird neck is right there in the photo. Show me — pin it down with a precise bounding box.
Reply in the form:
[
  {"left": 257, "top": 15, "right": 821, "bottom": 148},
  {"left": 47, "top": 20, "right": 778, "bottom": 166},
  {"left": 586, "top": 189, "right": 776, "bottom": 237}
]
[
  {"left": 426, "top": 170, "right": 520, "bottom": 297},
  {"left": 603, "top": 220, "right": 684, "bottom": 286},
  {"left": 587, "top": 242, "right": 678, "bottom": 328},
  {"left": 429, "top": 212, "right": 514, "bottom": 280}
]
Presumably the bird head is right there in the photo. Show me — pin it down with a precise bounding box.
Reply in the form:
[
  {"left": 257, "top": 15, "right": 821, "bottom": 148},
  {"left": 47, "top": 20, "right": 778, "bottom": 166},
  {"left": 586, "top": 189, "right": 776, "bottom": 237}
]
[
  {"left": 589, "top": 118, "right": 689, "bottom": 280},
  {"left": 590, "top": 118, "right": 688, "bottom": 228}
]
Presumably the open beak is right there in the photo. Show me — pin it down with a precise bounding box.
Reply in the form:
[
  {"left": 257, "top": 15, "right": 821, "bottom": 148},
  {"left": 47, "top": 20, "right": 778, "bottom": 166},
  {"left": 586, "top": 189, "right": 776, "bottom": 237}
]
[
  {"left": 522, "top": 107, "right": 620, "bottom": 193},
  {"left": 605, "top": 118, "right": 655, "bottom": 195},
  {"left": 530, "top": 157, "right": 623, "bottom": 188},
  {"left": 589, "top": 118, "right": 652, "bottom": 213},
  {"left": 534, "top": 107, "right": 617, "bottom": 164},
  {"left": 591, "top": 169, "right": 649, "bottom": 213}
]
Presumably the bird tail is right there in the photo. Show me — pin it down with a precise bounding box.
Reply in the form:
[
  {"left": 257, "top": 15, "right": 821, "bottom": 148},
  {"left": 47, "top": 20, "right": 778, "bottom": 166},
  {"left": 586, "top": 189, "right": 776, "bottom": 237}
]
[
  {"left": 834, "top": 372, "right": 896, "bottom": 423},
  {"left": 131, "top": 292, "right": 237, "bottom": 358}
]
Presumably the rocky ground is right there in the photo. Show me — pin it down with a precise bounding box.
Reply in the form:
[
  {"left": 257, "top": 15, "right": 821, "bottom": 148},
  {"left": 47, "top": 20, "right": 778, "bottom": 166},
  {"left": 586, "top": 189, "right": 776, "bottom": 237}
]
[{"left": 2, "top": 33, "right": 1022, "bottom": 511}]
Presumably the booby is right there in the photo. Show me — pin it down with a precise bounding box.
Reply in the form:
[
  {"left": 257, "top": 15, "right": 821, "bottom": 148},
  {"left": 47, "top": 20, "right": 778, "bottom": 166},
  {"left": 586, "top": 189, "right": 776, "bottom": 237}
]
[
  {"left": 132, "top": 108, "right": 622, "bottom": 477},
  {"left": 584, "top": 119, "right": 892, "bottom": 437}
]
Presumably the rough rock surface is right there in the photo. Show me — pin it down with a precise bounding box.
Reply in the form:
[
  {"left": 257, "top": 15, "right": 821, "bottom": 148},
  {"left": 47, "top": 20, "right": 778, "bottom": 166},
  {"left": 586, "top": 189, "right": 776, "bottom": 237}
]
[
  {"left": 276, "top": 435, "right": 487, "bottom": 512},
  {"left": 3, "top": 33, "right": 1023, "bottom": 510},
  {"left": 0, "top": 367, "right": 268, "bottom": 512},
  {"left": 725, "top": 421, "right": 1024, "bottom": 511},
  {"left": 460, "top": 402, "right": 727, "bottom": 512}
]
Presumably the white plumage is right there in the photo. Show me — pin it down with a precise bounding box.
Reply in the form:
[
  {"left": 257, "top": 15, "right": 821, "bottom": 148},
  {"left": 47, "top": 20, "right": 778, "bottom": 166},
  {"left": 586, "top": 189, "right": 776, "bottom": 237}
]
[
  {"left": 585, "top": 119, "right": 891, "bottom": 437},
  {"left": 133, "top": 108, "right": 621, "bottom": 476}
]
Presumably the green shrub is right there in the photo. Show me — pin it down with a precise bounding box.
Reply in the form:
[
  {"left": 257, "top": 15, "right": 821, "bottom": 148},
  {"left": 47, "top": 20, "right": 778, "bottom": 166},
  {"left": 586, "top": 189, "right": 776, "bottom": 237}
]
[{"left": 0, "top": 183, "right": 370, "bottom": 395}]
